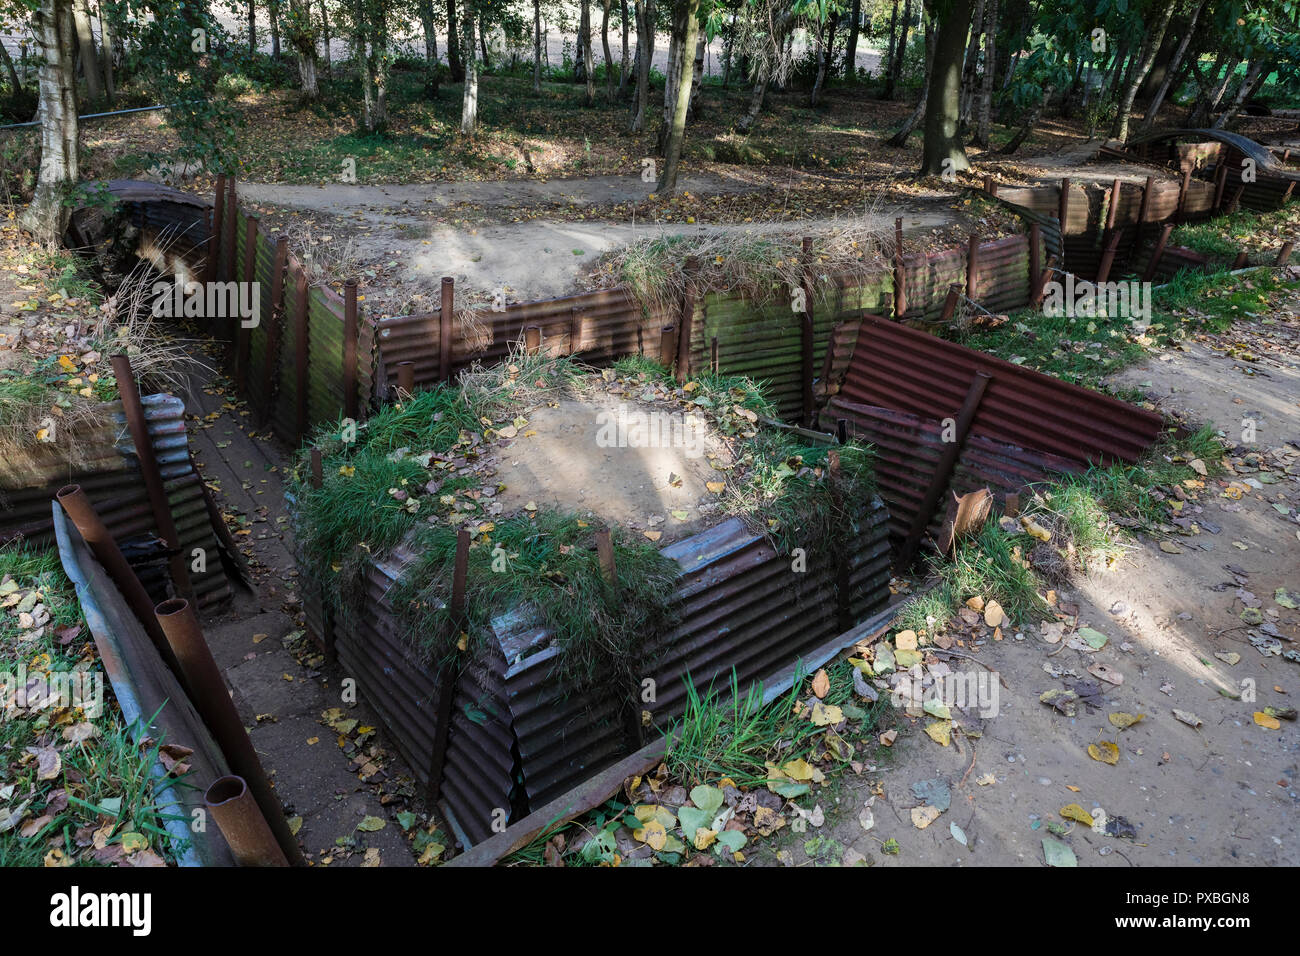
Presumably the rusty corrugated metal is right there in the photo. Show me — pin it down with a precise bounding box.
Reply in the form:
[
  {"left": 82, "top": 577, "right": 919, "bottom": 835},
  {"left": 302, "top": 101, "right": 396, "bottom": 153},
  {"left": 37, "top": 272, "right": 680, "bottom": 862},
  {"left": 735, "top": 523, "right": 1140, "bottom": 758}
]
[
  {"left": 839, "top": 316, "right": 1164, "bottom": 468},
  {"left": 0, "top": 394, "right": 233, "bottom": 611},
  {"left": 318, "top": 496, "right": 892, "bottom": 843}
]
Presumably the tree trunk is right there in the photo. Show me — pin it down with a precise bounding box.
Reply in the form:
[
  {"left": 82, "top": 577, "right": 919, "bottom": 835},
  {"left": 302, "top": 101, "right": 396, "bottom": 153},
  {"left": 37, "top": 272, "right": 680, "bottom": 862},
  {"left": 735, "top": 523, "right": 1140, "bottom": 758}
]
[
  {"left": 460, "top": 6, "right": 478, "bottom": 135},
  {"left": 321, "top": 1, "right": 332, "bottom": 77},
  {"left": 657, "top": 0, "right": 699, "bottom": 195},
  {"left": 248, "top": 0, "right": 257, "bottom": 54},
  {"left": 1103, "top": 38, "right": 1130, "bottom": 103},
  {"left": 23, "top": 0, "right": 79, "bottom": 243},
  {"left": 479, "top": 19, "right": 489, "bottom": 69},
  {"left": 810, "top": 14, "right": 836, "bottom": 105},
  {"left": 844, "top": 0, "right": 860, "bottom": 78},
  {"left": 355, "top": 0, "right": 375, "bottom": 130},
  {"left": 270, "top": 0, "right": 282, "bottom": 58},
  {"left": 601, "top": 0, "right": 615, "bottom": 101},
  {"left": 1000, "top": 83, "right": 1051, "bottom": 153},
  {"left": 736, "top": 56, "right": 770, "bottom": 134},
  {"left": 98, "top": 2, "right": 115, "bottom": 103},
  {"left": 580, "top": 0, "right": 595, "bottom": 104},
  {"left": 446, "top": 0, "right": 464, "bottom": 82},
  {"left": 1109, "top": 0, "right": 1174, "bottom": 141},
  {"left": 1140, "top": 0, "right": 1206, "bottom": 132},
  {"left": 972, "top": 0, "right": 996, "bottom": 147},
  {"left": 958, "top": 0, "right": 983, "bottom": 128},
  {"left": 419, "top": 0, "right": 440, "bottom": 97},
  {"left": 883, "top": 0, "right": 898, "bottom": 91},
  {"left": 287, "top": 0, "right": 319, "bottom": 100},
  {"left": 628, "top": 0, "right": 654, "bottom": 132},
  {"left": 533, "top": 0, "right": 542, "bottom": 92},
  {"left": 0, "top": 38, "right": 22, "bottom": 93},
  {"left": 71, "top": 0, "right": 100, "bottom": 103},
  {"left": 1213, "top": 59, "right": 1266, "bottom": 129},
  {"left": 686, "top": 29, "right": 705, "bottom": 119},
  {"left": 620, "top": 0, "right": 630, "bottom": 93},
  {"left": 885, "top": 0, "right": 910, "bottom": 100},
  {"left": 886, "top": 16, "right": 933, "bottom": 147},
  {"left": 920, "top": 0, "right": 971, "bottom": 175}
]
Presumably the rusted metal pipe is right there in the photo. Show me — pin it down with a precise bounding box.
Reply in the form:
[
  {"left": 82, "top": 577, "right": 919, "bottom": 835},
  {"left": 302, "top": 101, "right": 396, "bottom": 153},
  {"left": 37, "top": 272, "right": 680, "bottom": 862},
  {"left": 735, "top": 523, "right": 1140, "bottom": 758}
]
[
  {"left": 258, "top": 235, "right": 290, "bottom": 428},
  {"left": 1175, "top": 166, "right": 1192, "bottom": 223},
  {"left": 800, "top": 236, "right": 816, "bottom": 427},
  {"left": 236, "top": 214, "right": 258, "bottom": 387},
  {"left": 1030, "top": 255, "right": 1058, "bottom": 308},
  {"left": 439, "top": 276, "right": 455, "bottom": 382},
  {"left": 939, "top": 284, "right": 961, "bottom": 324},
  {"left": 896, "top": 370, "right": 992, "bottom": 570},
  {"left": 524, "top": 325, "right": 542, "bottom": 355},
  {"left": 1029, "top": 223, "right": 1041, "bottom": 291},
  {"left": 595, "top": 528, "right": 616, "bottom": 587},
  {"left": 676, "top": 256, "right": 698, "bottom": 377},
  {"left": 205, "top": 775, "right": 290, "bottom": 867},
  {"left": 427, "top": 529, "right": 471, "bottom": 803},
  {"left": 1232, "top": 250, "right": 1250, "bottom": 270},
  {"left": 56, "top": 485, "right": 179, "bottom": 674},
  {"left": 293, "top": 268, "right": 309, "bottom": 439},
  {"left": 396, "top": 361, "right": 415, "bottom": 395},
  {"left": 343, "top": 278, "right": 359, "bottom": 420},
  {"left": 110, "top": 354, "right": 194, "bottom": 604},
  {"left": 658, "top": 325, "right": 676, "bottom": 366},
  {"left": 1143, "top": 223, "right": 1176, "bottom": 282},
  {"left": 309, "top": 447, "right": 323, "bottom": 488},
  {"left": 208, "top": 173, "right": 226, "bottom": 287},
  {"left": 965, "top": 233, "right": 979, "bottom": 299},
  {"left": 1095, "top": 229, "right": 1124, "bottom": 285},
  {"left": 1058, "top": 178, "right": 1071, "bottom": 234},
  {"left": 893, "top": 218, "right": 906, "bottom": 320},
  {"left": 1277, "top": 241, "right": 1294, "bottom": 266},
  {"left": 155, "top": 598, "right": 305, "bottom": 866},
  {"left": 1133, "top": 175, "right": 1154, "bottom": 259}
]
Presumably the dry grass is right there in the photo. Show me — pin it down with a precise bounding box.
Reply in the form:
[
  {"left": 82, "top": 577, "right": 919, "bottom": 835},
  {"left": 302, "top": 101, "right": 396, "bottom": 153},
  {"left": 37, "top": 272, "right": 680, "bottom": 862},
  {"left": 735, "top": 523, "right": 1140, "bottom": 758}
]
[
  {"left": 603, "top": 212, "right": 894, "bottom": 318},
  {"left": 0, "top": 256, "right": 207, "bottom": 458}
]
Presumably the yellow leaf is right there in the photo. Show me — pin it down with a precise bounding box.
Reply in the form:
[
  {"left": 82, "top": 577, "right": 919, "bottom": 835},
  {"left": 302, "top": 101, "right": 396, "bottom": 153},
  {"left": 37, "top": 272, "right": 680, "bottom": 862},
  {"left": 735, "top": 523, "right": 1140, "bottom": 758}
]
[
  {"left": 692, "top": 828, "right": 717, "bottom": 850},
  {"left": 706, "top": 481, "right": 726, "bottom": 494},
  {"left": 811, "top": 668, "right": 830, "bottom": 699},
  {"left": 338, "top": 465, "right": 355, "bottom": 477},
  {"left": 634, "top": 819, "right": 668, "bottom": 850},
  {"left": 1060, "top": 803, "right": 1094, "bottom": 826},
  {"left": 642, "top": 530, "right": 662, "bottom": 541},
  {"left": 809, "top": 701, "right": 843, "bottom": 726},
  {"left": 1254, "top": 712, "right": 1281, "bottom": 730},
  {"left": 1108, "top": 712, "right": 1145, "bottom": 730},
  {"left": 925, "top": 719, "right": 952, "bottom": 746},
  {"left": 1088, "top": 741, "right": 1120, "bottom": 765}
]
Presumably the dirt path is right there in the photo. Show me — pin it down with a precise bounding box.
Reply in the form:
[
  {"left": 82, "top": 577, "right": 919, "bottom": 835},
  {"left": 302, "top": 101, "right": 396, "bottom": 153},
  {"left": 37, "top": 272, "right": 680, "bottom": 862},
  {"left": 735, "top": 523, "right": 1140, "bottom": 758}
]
[
  {"left": 178, "top": 340, "right": 420, "bottom": 867},
  {"left": 760, "top": 306, "right": 1300, "bottom": 869}
]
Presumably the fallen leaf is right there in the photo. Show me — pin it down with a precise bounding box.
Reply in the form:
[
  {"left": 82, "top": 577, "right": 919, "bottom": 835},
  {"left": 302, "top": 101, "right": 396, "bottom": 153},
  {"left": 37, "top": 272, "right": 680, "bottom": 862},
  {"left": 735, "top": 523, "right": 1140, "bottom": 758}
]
[{"left": 1088, "top": 741, "right": 1120, "bottom": 765}]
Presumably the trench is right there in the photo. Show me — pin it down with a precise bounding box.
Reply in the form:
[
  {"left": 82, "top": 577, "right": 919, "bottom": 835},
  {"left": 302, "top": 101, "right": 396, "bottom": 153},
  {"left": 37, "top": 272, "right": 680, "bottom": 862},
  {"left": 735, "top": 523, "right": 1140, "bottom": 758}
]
[{"left": 23, "top": 128, "right": 1296, "bottom": 863}]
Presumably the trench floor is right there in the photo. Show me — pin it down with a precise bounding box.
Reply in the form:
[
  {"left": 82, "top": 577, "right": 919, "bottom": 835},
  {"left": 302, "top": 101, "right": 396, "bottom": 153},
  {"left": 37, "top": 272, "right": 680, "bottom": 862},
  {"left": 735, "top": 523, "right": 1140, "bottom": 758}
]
[{"left": 178, "top": 337, "right": 420, "bottom": 867}]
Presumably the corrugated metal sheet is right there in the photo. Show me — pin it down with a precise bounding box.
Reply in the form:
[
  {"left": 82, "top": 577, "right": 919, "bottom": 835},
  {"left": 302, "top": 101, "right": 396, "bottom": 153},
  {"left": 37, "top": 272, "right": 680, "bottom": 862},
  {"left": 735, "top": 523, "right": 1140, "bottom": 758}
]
[
  {"left": 0, "top": 394, "right": 233, "bottom": 611},
  {"left": 839, "top": 317, "right": 1164, "bottom": 468},
  {"left": 321, "top": 497, "right": 892, "bottom": 844},
  {"left": 823, "top": 397, "right": 1083, "bottom": 547}
]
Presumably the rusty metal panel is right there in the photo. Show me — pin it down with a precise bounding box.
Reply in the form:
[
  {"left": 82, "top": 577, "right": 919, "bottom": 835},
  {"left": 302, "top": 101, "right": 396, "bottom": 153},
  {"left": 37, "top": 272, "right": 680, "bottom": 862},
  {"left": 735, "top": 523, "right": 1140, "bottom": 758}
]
[
  {"left": 839, "top": 317, "right": 1163, "bottom": 468},
  {"left": 902, "top": 247, "right": 964, "bottom": 325},
  {"left": 0, "top": 394, "right": 233, "bottom": 612},
  {"left": 972, "top": 235, "right": 1032, "bottom": 314}
]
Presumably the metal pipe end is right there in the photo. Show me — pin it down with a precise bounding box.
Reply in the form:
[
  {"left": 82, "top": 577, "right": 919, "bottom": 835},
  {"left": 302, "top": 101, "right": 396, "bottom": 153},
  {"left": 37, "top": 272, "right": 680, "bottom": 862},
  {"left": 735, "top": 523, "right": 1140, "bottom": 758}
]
[
  {"left": 155, "top": 597, "right": 190, "bottom": 617},
  {"left": 205, "top": 775, "right": 248, "bottom": 808},
  {"left": 55, "top": 484, "right": 83, "bottom": 501}
]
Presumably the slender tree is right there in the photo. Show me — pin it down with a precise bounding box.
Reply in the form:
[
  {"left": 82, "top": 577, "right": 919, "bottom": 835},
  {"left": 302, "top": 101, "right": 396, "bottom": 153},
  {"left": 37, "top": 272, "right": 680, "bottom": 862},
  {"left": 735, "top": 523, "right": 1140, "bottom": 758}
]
[
  {"left": 1110, "top": 0, "right": 1176, "bottom": 140},
  {"left": 460, "top": 0, "right": 478, "bottom": 134},
  {"left": 657, "top": 0, "right": 700, "bottom": 194},
  {"left": 22, "top": 0, "right": 79, "bottom": 243}
]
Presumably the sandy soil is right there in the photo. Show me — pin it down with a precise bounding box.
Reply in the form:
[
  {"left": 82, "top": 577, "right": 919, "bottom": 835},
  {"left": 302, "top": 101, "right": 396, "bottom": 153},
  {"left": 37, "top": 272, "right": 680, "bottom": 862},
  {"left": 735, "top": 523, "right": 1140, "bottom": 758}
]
[
  {"left": 240, "top": 171, "right": 954, "bottom": 304},
  {"left": 492, "top": 391, "right": 732, "bottom": 544},
  {"left": 754, "top": 302, "right": 1300, "bottom": 869}
]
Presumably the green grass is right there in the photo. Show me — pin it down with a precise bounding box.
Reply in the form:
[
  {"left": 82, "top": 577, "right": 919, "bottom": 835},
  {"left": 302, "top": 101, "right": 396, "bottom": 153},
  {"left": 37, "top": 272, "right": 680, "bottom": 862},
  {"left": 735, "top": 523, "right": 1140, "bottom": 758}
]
[
  {"left": 293, "top": 356, "right": 877, "bottom": 691},
  {"left": 0, "top": 544, "right": 182, "bottom": 866}
]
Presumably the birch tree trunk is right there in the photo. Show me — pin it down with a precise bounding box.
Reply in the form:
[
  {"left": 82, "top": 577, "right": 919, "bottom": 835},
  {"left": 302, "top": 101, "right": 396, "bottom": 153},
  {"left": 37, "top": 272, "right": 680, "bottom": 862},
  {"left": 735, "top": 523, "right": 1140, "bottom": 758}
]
[
  {"left": 1110, "top": 0, "right": 1175, "bottom": 141},
  {"left": 972, "top": 0, "right": 996, "bottom": 148},
  {"left": 601, "top": 0, "right": 615, "bottom": 101},
  {"left": 460, "top": 6, "right": 479, "bottom": 135},
  {"left": 886, "top": 16, "right": 933, "bottom": 147},
  {"left": 657, "top": 0, "right": 699, "bottom": 195},
  {"left": 533, "top": 0, "right": 542, "bottom": 92},
  {"left": 23, "top": 0, "right": 79, "bottom": 244},
  {"left": 1140, "top": 0, "right": 1207, "bottom": 132}
]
